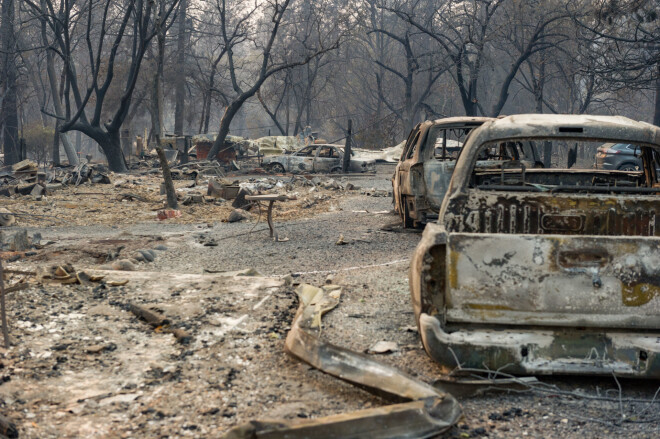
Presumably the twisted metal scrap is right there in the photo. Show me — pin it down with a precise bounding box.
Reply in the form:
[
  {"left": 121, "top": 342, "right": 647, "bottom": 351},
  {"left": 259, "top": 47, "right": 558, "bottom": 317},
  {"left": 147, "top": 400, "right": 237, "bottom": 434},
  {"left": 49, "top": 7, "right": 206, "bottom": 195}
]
[{"left": 221, "top": 284, "right": 461, "bottom": 439}]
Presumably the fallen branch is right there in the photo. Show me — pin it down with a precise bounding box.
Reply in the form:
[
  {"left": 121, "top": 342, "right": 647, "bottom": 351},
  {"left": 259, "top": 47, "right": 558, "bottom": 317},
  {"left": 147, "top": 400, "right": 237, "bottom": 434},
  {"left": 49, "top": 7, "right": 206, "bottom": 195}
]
[
  {"left": 128, "top": 303, "right": 192, "bottom": 345},
  {"left": 4, "top": 284, "right": 28, "bottom": 294},
  {"left": 3, "top": 269, "right": 36, "bottom": 275},
  {"left": 128, "top": 303, "right": 169, "bottom": 327}
]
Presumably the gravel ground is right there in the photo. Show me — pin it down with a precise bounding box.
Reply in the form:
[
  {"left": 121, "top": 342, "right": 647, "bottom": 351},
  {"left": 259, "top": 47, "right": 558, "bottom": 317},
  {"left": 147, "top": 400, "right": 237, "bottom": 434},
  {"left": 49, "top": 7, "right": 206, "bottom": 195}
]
[{"left": 2, "top": 163, "right": 660, "bottom": 438}]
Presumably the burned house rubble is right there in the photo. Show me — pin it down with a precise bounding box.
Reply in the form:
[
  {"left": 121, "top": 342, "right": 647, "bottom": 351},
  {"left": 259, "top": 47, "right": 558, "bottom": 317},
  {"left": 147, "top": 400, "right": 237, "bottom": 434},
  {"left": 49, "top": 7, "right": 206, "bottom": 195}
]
[{"left": 1, "top": 116, "right": 660, "bottom": 439}]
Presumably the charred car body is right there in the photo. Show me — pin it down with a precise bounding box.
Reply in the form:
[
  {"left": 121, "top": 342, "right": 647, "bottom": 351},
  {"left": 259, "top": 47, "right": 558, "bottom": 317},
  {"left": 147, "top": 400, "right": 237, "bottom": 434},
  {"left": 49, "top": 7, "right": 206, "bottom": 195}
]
[
  {"left": 410, "top": 114, "right": 660, "bottom": 378},
  {"left": 263, "top": 144, "right": 376, "bottom": 174},
  {"left": 393, "top": 117, "right": 541, "bottom": 228}
]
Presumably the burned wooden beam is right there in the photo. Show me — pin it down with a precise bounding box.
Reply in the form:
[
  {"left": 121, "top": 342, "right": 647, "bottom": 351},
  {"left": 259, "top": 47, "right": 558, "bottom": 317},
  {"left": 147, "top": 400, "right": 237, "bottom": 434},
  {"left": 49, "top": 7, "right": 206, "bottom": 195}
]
[{"left": 127, "top": 304, "right": 170, "bottom": 327}]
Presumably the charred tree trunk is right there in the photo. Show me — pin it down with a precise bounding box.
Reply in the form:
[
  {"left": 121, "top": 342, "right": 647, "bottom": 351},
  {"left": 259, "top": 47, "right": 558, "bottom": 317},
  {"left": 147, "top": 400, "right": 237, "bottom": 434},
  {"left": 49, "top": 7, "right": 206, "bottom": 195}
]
[
  {"left": 174, "top": 0, "right": 187, "bottom": 136},
  {"left": 150, "top": 5, "right": 166, "bottom": 145},
  {"left": 654, "top": 64, "right": 660, "bottom": 127},
  {"left": 203, "top": 65, "right": 216, "bottom": 134},
  {"left": 208, "top": 100, "right": 242, "bottom": 158},
  {"left": 89, "top": 130, "right": 127, "bottom": 172},
  {"left": 1, "top": 0, "right": 19, "bottom": 166},
  {"left": 52, "top": 121, "right": 61, "bottom": 165},
  {"left": 39, "top": 0, "right": 78, "bottom": 165},
  {"left": 156, "top": 147, "right": 178, "bottom": 209}
]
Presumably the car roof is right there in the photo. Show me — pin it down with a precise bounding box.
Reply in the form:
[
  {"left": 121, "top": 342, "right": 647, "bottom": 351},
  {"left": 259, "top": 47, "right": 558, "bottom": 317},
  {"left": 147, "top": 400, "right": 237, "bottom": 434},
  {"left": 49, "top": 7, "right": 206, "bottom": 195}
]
[{"left": 476, "top": 114, "right": 660, "bottom": 146}]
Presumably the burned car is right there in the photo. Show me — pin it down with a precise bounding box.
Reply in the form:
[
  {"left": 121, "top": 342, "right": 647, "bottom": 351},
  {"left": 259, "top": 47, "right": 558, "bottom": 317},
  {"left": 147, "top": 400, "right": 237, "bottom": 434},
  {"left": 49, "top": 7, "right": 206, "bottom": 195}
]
[
  {"left": 262, "top": 144, "right": 376, "bottom": 174},
  {"left": 393, "top": 117, "right": 541, "bottom": 227},
  {"left": 410, "top": 114, "right": 660, "bottom": 378}
]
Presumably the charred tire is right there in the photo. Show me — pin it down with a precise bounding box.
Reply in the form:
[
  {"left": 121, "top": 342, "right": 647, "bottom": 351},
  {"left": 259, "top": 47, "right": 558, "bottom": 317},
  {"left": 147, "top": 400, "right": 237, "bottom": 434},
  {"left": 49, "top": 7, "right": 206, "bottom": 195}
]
[
  {"left": 269, "top": 163, "right": 285, "bottom": 173},
  {"left": 617, "top": 162, "right": 639, "bottom": 172},
  {"left": 330, "top": 167, "right": 342, "bottom": 174}
]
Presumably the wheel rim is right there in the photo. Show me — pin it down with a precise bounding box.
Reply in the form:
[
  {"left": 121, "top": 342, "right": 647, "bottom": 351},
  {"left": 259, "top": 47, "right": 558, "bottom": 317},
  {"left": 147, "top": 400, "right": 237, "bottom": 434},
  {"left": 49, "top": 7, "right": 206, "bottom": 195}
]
[{"left": 619, "top": 164, "right": 638, "bottom": 171}]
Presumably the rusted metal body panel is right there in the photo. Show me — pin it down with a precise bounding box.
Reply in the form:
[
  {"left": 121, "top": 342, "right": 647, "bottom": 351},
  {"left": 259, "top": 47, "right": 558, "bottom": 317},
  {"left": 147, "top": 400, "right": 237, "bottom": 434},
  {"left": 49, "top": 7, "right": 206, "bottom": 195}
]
[
  {"left": 419, "top": 313, "right": 660, "bottom": 377},
  {"left": 446, "top": 233, "right": 660, "bottom": 328},
  {"left": 444, "top": 191, "right": 659, "bottom": 236},
  {"left": 411, "top": 114, "right": 660, "bottom": 378}
]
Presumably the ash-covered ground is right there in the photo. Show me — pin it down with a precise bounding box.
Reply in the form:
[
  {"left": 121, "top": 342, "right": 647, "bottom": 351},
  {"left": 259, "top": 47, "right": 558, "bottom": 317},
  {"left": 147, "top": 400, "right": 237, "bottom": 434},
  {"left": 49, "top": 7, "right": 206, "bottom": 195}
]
[{"left": 1, "top": 164, "right": 659, "bottom": 438}]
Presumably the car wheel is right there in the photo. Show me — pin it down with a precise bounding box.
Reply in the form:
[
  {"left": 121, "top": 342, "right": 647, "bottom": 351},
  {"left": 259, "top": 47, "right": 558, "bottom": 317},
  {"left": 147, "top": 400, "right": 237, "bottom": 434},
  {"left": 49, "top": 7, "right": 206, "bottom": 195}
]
[
  {"left": 617, "top": 162, "right": 639, "bottom": 172},
  {"left": 269, "top": 163, "right": 285, "bottom": 173},
  {"left": 330, "top": 166, "right": 342, "bottom": 174}
]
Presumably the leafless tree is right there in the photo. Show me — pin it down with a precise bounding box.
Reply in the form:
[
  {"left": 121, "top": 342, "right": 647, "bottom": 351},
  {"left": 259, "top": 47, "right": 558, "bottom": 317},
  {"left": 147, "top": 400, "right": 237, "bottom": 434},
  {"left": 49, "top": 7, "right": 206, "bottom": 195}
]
[
  {"left": 386, "top": 0, "right": 569, "bottom": 117},
  {"left": 571, "top": 0, "right": 659, "bottom": 125},
  {"left": 1, "top": 0, "right": 19, "bottom": 165},
  {"left": 367, "top": 1, "right": 450, "bottom": 132},
  {"left": 173, "top": 0, "right": 188, "bottom": 135},
  {"left": 24, "top": 0, "right": 179, "bottom": 172},
  {"left": 206, "top": 0, "right": 343, "bottom": 159}
]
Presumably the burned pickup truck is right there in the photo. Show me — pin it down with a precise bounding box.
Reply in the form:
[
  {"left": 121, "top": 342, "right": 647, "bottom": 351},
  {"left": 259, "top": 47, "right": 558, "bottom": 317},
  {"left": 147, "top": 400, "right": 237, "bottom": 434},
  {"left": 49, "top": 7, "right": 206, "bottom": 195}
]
[
  {"left": 411, "top": 114, "right": 660, "bottom": 378},
  {"left": 393, "top": 117, "right": 541, "bottom": 227}
]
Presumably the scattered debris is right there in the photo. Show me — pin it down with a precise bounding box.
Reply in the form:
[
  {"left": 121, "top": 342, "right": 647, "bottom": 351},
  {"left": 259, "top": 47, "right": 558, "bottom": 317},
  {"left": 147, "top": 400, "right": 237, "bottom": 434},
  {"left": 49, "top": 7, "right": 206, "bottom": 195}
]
[
  {"left": 110, "top": 259, "right": 136, "bottom": 271},
  {"left": 128, "top": 303, "right": 193, "bottom": 345},
  {"left": 127, "top": 303, "right": 170, "bottom": 327},
  {"left": 208, "top": 179, "right": 239, "bottom": 200},
  {"left": 222, "top": 283, "right": 461, "bottom": 438},
  {"left": 335, "top": 234, "right": 347, "bottom": 245},
  {"left": 227, "top": 209, "right": 251, "bottom": 223},
  {"left": 231, "top": 187, "right": 253, "bottom": 209},
  {"left": 157, "top": 209, "right": 181, "bottom": 221},
  {"left": 367, "top": 341, "right": 399, "bottom": 354},
  {"left": 0, "top": 230, "right": 42, "bottom": 255},
  {"left": 57, "top": 162, "right": 111, "bottom": 186},
  {"left": 36, "top": 263, "right": 106, "bottom": 285}
]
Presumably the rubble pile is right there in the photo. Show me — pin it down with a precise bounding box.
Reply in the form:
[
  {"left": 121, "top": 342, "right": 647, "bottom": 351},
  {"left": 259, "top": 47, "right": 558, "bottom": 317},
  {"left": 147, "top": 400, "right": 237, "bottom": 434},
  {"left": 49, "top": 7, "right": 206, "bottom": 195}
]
[
  {"left": 0, "top": 165, "right": 364, "bottom": 227},
  {"left": 0, "top": 160, "right": 47, "bottom": 198},
  {"left": 49, "top": 162, "right": 112, "bottom": 186}
]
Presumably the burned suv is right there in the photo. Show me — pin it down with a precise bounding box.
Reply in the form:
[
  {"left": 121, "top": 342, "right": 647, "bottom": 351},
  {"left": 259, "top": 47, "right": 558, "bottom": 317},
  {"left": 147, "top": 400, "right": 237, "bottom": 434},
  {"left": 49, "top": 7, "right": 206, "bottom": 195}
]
[
  {"left": 410, "top": 114, "right": 660, "bottom": 378},
  {"left": 393, "top": 117, "right": 540, "bottom": 228}
]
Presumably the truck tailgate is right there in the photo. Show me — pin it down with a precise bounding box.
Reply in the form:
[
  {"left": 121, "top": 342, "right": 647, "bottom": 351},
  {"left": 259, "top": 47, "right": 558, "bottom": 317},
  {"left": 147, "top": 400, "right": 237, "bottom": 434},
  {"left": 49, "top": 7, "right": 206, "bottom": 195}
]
[{"left": 446, "top": 233, "right": 660, "bottom": 329}]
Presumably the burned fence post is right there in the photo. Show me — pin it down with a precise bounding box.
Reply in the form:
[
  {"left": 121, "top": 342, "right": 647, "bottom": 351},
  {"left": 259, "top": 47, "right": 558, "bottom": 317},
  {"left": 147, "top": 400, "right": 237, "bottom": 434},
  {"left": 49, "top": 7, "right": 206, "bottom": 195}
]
[
  {"left": 342, "top": 119, "right": 352, "bottom": 173},
  {"left": 0, "top": 259, "right": 9, "bottom": 348},
  {"left": 156, "top": 146, "right": 178, "bottom": 209}
]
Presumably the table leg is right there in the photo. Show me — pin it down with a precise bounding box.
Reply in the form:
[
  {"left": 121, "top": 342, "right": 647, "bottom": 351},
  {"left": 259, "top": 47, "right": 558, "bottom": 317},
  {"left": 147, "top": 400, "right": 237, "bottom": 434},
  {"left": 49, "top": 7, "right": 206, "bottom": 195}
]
[{"left": 267, "top": 200, "right": 276, "bottom": 240}]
